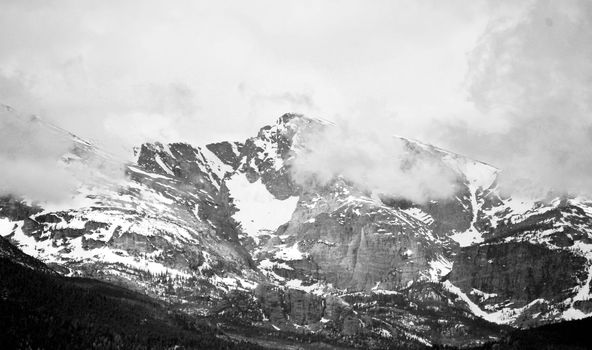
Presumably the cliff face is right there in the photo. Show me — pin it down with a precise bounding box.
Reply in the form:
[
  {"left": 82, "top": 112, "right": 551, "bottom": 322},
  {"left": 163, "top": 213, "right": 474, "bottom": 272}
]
[
  {"left": 450, "top": 242, "right": 587, "bottom": 309},
  {"left": 283, "top": 196, "right": 442, "bottom": 292},
  {"left": 2, "top": 109, "right": 592, "bottom": 348}
]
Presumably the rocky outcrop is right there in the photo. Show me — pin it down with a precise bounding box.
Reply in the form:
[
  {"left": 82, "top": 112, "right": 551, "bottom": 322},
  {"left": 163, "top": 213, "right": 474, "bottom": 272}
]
[
  {"left": 206, "top": 141, "right": 243, "bottom": 168},
  {"left": 0, "top": 196, "right": 43, "bottom": 220},
  {"left": 237, "top": 120, "right": 299, "bottom": 199},
  {"left": 450, "top": 242, "right": 587, "bottom": 308},
  {"left": 254, "top": 284, "right": 365, "bottom": 332}
]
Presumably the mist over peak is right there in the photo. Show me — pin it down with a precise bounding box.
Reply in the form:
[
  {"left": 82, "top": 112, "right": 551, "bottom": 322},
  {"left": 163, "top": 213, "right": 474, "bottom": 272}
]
[
  {"left": 288, "top": 121, "right": 459, "bottom": 204},
  {"left": 0, "top": 106, "right": 125, "bottom": 204}
]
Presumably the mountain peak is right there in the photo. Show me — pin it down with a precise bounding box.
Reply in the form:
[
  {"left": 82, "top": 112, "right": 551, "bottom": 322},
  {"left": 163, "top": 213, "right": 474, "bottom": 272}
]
[
  {"left": 277, "top": 112, "right": 303, "bottom": 124},
  {"left": 276, "top": 112, "right": 335, "bottom": 126}
]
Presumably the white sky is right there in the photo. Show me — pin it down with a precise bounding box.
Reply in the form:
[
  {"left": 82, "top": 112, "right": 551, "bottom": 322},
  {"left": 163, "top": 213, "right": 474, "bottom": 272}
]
[
  {"left": 0, "top": 0, "right": 513, "bottom": 150},
  {"left": 2, "top": 0, "right": 592, "bottom": 197}
]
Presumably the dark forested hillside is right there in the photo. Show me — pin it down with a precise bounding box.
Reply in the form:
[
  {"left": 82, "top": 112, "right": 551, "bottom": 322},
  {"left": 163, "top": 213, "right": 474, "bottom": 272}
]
[
  {"left": 0, "top": 256, "right": 264, "bottom": 350},
  {"left": 431, "top": 317, "right": 592, "bottom": 350},
  {"left": 473, "top": 317, "right": 592, "bottom": 350}
]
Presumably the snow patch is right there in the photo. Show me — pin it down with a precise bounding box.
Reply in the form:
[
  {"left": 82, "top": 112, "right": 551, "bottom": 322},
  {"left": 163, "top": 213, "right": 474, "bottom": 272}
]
[
  {"left": 443, "top": 157, "right": 498, "bottom": 247},
  {"left": 284, "top": 279, "right": 328, "bottom": 295},
  {"left": 0, "top": 218, "right": 17, "bottom": 235},
  {"left": 428, "top": 256, "right": 452, "bottom": 282},
  {"left": 199, "top": 146, "right": 234, "bottom": 181},
  {"left": 274, "top": 243, "right": 306, "bottom": 261},
  {"left": 227, "top": 173, "right": 298, "bottom": 240},
  {"left": 128, "top": 166, "right": 171, "bottom": 180},
  {"left": 450, "top": 229, "right": 484, "bottom": 247},
  {"left": 401, "top": 207, "right": 434, "bottom": 225},
  {"left": 154, "top": 154, "right": 174, "bottom": 176},
  {"left": 444, "top": 280, "right": 545, "bottom": 324}
]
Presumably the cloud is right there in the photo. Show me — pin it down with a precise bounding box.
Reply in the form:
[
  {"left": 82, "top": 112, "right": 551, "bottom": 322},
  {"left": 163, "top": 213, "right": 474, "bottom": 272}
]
[
  {"left": 434, "top": 0, "right": 592, "bottom": 196},
  {"left": 0, "top": 0, "right": 491, "bottom": 154},
  {"left": 102, "top": 82, "right": 200, "bottom": 150},
  {"left": 0, "top": 106, "right": 126, "bottom": 203},
  {"left": 0, "top": 106, "right": 78, "bottom": 202},
  {"left": 289, "top": 121, "right": 458, "bottom": 203}
]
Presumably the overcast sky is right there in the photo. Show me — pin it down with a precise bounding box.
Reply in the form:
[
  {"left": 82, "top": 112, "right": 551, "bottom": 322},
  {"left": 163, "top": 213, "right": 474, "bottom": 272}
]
[
  {"left": 0, "top": 0, "right": 506, "bottom": 146},
  {"left": 1, "top": 0, "right": 591, "bottom": 197}
]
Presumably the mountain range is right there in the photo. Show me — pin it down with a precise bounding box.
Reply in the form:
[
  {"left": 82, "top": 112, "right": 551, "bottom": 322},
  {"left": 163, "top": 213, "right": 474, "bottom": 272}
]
[{"left": 1, "top": 105, "right": 592, "bottom": 349}]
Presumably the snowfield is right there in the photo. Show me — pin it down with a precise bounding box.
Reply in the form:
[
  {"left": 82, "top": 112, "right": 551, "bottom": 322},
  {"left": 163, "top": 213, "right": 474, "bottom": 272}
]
[{"left": 227, "top": 173, "right": 299, "bottom": 242}]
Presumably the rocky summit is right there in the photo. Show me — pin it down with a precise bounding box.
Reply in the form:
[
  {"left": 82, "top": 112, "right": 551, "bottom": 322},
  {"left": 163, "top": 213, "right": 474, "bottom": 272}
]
[{"left": 2, "top": 108, "right": 592, "bottom": 349}]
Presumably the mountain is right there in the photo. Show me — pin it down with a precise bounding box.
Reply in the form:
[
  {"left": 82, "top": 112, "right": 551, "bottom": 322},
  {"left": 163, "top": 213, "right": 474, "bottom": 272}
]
[{"left": 1, "top": 107, "right": 592, "bottom": 349}]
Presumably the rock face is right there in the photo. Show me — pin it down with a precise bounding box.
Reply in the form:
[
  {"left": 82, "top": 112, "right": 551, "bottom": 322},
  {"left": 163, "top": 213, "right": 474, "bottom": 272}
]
[
  {"left": 255, "top": 284, "right": 324, "bottom": 325},
  {"left": 450, "top": 242, "right": 587, "bottom": 308},
  {"left": 2, "top": 107, "right": 592, "bottom": 348},
  {"left": 286, "top": 196, "right": 442, "bottom": 291}
]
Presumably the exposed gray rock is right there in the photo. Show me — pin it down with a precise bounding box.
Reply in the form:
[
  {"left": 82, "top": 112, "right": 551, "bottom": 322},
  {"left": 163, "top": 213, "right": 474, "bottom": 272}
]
[{"left": 450, "top": 242, "right": 587, "bottom": 308}]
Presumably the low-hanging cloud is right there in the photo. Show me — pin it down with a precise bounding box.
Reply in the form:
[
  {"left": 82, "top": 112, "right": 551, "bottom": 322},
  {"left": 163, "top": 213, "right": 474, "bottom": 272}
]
[
  {"left": 289, "top": 121, "right": 458, "bottom": 203},
  {"left": 0, "top": 106, "right": 78, "bottom": 202},
  {"left": 0, "top": 106, "right": 126, "bottom": 203},
  {"left": 433, "top": 0, "right": 592, "bottom": 197}
]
